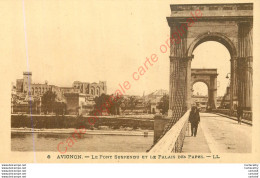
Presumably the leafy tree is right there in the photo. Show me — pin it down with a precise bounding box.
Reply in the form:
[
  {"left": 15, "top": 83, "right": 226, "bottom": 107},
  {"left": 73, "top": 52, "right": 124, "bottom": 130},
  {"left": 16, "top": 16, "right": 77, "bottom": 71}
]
[
  {"left": 93, "top": 94, "right": 110, "bottom": 115},
  {"left": 92, "top": 94, "right": 122, "bottom": 115},
  {"left": 53, "top": 102, "right": 67, "bottom": 116},
  {"left": 157, "top": 94, "right": 169, "bottom": 115},
  {"left": 102, "top": 94, "right": 123, "bottom": 115},
  {"left": 41, "top": 91, "right": 57, "bottom": 114},
  {"left": 110, "top": 95, "right": 123, "bottom": 115},
  {"left": 129, "top": 96, "right": 137, "bottom": 112},
  {"left": 124, "top": 96, "right": 138, "bottom": 113},
  {"left": 120, "top": 99, "right": 127, "bottom": 114}
]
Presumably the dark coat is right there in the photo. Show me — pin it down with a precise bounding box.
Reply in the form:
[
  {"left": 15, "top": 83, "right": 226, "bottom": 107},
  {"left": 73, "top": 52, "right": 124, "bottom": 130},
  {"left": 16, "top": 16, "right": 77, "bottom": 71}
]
[
  {"left": 237, "top": 107, "right": 243, "bottom": 117},
  {"left": 189, "top": 110, "right": 200, "bottom": 124}
]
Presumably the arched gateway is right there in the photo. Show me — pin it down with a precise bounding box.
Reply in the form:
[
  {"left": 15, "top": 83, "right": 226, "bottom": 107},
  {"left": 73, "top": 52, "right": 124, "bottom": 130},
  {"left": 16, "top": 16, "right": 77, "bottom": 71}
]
[
  {"left": 191, "top": 69, "right": 218, "bottom": 109},
  {"left": 167, "top": 3, "right": 253, "bottom": 119}
]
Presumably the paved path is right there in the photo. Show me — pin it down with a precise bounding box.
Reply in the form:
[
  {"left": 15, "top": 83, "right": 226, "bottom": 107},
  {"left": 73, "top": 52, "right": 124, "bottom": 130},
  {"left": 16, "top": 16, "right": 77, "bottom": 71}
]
[{"left": 182, "top": 113, "right": 252, "bottom": 153}]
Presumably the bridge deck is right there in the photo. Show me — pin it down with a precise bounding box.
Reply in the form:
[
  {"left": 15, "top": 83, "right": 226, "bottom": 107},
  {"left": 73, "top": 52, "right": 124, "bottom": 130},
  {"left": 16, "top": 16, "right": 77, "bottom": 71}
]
[{"left": 182, "top": 113, "right": 252, "bottom": 153}]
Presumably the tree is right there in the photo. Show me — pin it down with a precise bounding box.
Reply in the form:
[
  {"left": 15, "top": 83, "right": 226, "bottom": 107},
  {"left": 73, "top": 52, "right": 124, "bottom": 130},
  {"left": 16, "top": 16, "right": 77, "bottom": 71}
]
[
  {"left": 92, "top": 94, "right": 122, "bottom": 115},
  {"left": 93, "top": 94, "right": 110, "bottom": 115},
  {"left": 120, "top": 99, "right": 127, "bottom": 114},
  {"left": 41, "top": 91, "right": 57, "bottom": 114},
  {"left": 110, "top": 95, "right": 123, "bottom": 115},
  {"left": 128, "top": 96, "right": 138, "bottom": 112},
  {"left": 53, "top": 102, "right": 67, "bottom": 116},
  {"left": 157, "top": 94, "right": 169, "bottom": 115}
]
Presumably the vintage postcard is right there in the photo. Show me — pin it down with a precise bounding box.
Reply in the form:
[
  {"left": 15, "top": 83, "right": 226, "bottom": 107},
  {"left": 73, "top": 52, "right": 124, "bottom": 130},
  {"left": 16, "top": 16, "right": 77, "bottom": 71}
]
[{"left": 0, "top": 0, "right": 260, "bottom": 163}]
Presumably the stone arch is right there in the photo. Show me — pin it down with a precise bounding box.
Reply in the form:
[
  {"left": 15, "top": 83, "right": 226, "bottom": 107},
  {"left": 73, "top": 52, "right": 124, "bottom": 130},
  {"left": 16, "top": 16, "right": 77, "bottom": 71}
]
[
  {"left": 191, "top": 80, "right": 209, "bottom": 90},
  {"left": 191, "top": 69, "right": 218, "bottom": 109},
  {"left": 187, "top": 32, "right": 237, "bottom": 57},
  {"left": 188, "top": 33, "right": 237, "bottom": 110},
  {"left": 166, "top": 3, "right": 252, "bottom": 116}
]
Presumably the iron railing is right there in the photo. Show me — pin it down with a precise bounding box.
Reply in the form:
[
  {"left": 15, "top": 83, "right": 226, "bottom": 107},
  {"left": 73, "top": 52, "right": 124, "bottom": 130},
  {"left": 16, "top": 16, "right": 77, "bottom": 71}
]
[
  {"left": 212, "top": 109, "right": 252, "bottom": 124},
  {"left": 149, "top": 110, "right": 190, "bottom": 153}
]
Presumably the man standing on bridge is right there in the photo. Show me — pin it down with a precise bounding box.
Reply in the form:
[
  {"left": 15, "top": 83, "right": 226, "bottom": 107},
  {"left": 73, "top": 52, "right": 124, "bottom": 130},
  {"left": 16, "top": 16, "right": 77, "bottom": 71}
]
[
  {"left": 237, "top": 106, "right": 243, "bottom": 124},
  {"left": 189, "top": 106, "right": 200, "bottom": 137}
]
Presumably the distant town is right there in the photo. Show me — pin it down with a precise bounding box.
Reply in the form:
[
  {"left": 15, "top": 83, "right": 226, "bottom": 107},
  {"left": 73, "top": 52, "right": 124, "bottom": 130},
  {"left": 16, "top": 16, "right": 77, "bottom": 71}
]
[{"left": 11, "top": 71, "right": 231, "bottom": 116}]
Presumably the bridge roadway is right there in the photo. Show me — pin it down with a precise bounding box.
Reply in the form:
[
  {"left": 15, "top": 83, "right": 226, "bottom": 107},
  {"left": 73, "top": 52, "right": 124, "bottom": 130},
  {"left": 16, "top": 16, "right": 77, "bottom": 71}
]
[{"left": 182, "top": 113, "right": 252, "bottom": 153}]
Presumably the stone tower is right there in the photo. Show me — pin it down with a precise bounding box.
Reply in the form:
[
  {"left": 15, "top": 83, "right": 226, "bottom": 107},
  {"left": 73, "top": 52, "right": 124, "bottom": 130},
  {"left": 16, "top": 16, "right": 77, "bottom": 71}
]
[{"left": 23, "top": 72, "right": 32, "bottom": 94}]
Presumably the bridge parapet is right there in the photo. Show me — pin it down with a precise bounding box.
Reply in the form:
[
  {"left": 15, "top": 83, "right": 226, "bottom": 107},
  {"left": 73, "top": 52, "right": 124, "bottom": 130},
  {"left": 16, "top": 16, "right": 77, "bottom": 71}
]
[
  {"left": 212, "top": 109, "right": 252, "bottom": 124},
  {"left": 150, "top": 110, "right": 190, "bottom": 153}
]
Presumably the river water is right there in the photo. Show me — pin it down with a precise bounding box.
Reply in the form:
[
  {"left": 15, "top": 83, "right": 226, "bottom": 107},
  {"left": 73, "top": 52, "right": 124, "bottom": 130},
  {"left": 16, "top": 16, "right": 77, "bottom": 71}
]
[{"left": 11, "top": 132, "right": 153, "bottom": 152}]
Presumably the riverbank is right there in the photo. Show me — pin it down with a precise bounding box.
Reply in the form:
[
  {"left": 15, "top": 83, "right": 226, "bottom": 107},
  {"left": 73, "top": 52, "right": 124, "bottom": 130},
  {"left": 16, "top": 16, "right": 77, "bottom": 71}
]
[
  {"left": 11, "top": 128, "right": 153, "bottom": 136},
  {"left": 11, "top": 114, "right": 154, "bottom": 119},
  {"left": 11, "top": 114, "right": 154, "bottom": 130}
]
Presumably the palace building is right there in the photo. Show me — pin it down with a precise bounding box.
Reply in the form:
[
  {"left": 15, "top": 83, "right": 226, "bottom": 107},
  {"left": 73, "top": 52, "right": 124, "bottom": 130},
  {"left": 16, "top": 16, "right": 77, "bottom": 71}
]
[
  {"left": 13, "top": 72, "right": 107, "bottom": 115},
  {"left": 16, "top": 72, "right": 107, "bottom": 97}
]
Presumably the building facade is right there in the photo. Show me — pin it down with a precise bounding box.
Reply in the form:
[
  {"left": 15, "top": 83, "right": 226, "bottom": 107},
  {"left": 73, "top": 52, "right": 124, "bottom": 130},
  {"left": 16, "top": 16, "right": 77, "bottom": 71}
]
[
  {"left": 16, "top": 72, "right": 107, "bottom": 97},
  {"left": 13, "top": 72, "right": 107, "bottom": 115},
  {"left": 72, "top": 81, "right": 107, "bottom": 97}
]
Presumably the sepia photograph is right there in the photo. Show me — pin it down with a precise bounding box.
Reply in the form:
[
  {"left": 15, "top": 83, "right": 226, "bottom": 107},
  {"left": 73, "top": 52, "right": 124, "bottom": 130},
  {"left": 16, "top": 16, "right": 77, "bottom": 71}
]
[{"left": 1, "top": 0, "right": 260, "bottom": 164}]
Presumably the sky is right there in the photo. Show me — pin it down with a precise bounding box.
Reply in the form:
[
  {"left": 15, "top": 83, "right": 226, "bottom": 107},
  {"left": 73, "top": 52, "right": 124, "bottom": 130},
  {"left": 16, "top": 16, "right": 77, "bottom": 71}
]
[
  {"left": 2, "top": 0, "right": 231, "bottom": 97},
  {"left": 192, "top": 41, "right": 230, "bottom": 96}
]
